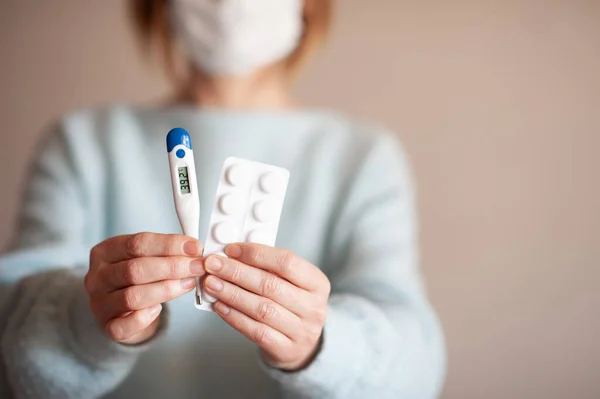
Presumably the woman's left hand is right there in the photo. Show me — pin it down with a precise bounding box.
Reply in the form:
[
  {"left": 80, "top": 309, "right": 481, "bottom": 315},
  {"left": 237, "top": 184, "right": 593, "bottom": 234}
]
[{"left": 202, "top": 243, "right": 331, "bottom": 371}]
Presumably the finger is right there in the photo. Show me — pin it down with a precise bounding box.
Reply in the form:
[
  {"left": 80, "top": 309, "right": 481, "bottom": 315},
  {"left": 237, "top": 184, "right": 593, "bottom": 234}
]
[
  {"left": 100, "top": 277, "right": 196, "bottom": 321},
  {"left": 225, "top": 243, "right": 326, "bottom": 292},
  {"left": 204, "top": 275, "right": 301, "bottom": 339},
  {"left": 204, "top": 255, "right": 309, "bottom": 316},
  {"left": 91, "top": 233, "right": 203, "bottom": 264},
  {"left": 101, "top": 256, "right": 205, "bottom": 291},
  {"left": 104, "top": 304, "right": 162, "bottom": 343},
  {"left": 212, "top": 301, "right": 292, "bottom": 354}
]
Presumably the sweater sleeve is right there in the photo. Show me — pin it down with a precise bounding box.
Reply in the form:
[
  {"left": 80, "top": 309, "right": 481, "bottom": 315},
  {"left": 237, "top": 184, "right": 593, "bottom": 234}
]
[
  {"left": 0, "top": 124, "right": 158, "bottom": 399},
  {"left": 264, "top": 133, "right": 446, "bottom": 398}
]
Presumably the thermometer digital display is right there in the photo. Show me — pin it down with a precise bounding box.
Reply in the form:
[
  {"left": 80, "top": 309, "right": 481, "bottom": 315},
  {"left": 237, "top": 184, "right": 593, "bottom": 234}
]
[{"left": 178, "top": 167, "right": 191, "bottom": 194}]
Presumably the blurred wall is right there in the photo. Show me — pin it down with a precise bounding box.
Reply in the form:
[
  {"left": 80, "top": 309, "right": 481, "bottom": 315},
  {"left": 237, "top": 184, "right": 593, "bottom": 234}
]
[{"left": 1, "top": 1, "right": 599, "bottom": 398}]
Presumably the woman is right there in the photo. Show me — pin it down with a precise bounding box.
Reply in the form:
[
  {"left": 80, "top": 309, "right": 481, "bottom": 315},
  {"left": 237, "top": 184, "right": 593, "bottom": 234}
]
[{"left": 0, "top": 0, "right": 445, "bottom": 398}]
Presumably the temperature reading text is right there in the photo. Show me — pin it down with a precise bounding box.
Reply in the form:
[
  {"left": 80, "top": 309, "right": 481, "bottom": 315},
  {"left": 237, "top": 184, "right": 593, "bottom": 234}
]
[{"left": 178, "top": 167, "right": 190, "bottom": 194}]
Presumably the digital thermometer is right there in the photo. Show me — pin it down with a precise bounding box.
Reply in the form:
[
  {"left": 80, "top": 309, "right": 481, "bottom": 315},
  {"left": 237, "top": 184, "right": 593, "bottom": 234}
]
[{"left": 167, "top": 128, "right": 200, "bottom": 240}]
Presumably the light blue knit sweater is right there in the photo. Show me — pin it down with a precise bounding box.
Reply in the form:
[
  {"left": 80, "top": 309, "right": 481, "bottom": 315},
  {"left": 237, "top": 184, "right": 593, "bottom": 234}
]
[{"left": 0, "top": 106, "right": 445, "bottom": 399}]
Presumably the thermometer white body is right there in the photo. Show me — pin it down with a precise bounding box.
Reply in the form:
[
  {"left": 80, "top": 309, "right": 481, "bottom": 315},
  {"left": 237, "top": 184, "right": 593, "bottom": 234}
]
[{"left": 167, "top": 128, "right": 200, "bottom": 239}]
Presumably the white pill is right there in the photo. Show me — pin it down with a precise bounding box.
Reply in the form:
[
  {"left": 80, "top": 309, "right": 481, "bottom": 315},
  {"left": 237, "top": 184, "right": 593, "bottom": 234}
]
[
  {"left": 247, "top": 229, "right": 271, "bottom": 245},
  {"left": 212, "top": 222, "right": 239, "bottom": 244},
  {"left": 253, "top": 200, "right": 276, "bottom": 222},
  {"left": 218, "top": 194, "right": 242, "bottom": 215},
  {"left": 226, "top": 164, "right": 250, "bottom": 187},
  {"left": 259, "top": 172, "right": 282, "bottom": 194}
]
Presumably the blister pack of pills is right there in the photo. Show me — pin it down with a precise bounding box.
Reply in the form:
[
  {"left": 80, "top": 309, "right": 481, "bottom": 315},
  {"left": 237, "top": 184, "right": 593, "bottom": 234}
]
[{"left": 195, "top": 157, "right": 290, "bottom": 311}]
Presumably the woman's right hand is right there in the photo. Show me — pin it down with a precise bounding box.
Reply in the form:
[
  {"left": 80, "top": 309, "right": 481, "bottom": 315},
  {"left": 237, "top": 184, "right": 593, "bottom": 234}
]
[{"left": 84, "top": 233, "right": 205, "bottom": 345}]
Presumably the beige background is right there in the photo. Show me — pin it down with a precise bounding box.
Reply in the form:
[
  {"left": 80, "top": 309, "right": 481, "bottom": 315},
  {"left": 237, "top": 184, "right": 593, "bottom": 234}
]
[{"left": 1, "top": 1, "right": 599, "bottom": 398}]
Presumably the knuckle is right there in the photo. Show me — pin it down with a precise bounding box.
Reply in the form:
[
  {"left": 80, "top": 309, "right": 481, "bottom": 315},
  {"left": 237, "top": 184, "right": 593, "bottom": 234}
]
[
  {"left": 278, "top": 250, "right": 296, "bottom": 275},
  {"left": 124, "top": 259, "right": 143, "bottom": 285},
  {"left": 257, "top": 301, "right": 277, "bottom": 322},
  {"left": 248, "top": 245, "right": 262, "bottom": 264},
  {"left": 166, "top": 257, "right": 180, "bottom": 279},
  {"left": 89, "top": 244, "right": 102, "bottom": 265},
  {"left": 131, "top": 309, "right": 148, "bottom": 329},
  {"left": 231, "top": 264, "right": 244, "bottom": 283},
  {"left": 253, "top": 327, "right": 272, "bottom": 347},
  {"left": 165, "top": 234, "right": 179, "bottom": 255},
  {"left": 313, "top": 306, "right": 329, "bottom": 324},
  {"left": 83, "top": 272, "right": 94, "bottom": 293},
  {"left": 127, "top": 233, "right": 147, "bottom": 257},
  {"left": 260, "top": 275, "right": 282, "bottom": 297},
  {"left": 229, "top": 286, "right": 242, "bottom": 304},
  {"left": 105, "top": 320, "right": 127, "bottom": 342},
  {"left": 162, "top": 280, "right": 178, "bottom": 300},
  {"left": 123, "top": 286, "right": 141, "bottom": 310},
  {"left": 232, "top": 312, "right": 248, "bottom": 331}
]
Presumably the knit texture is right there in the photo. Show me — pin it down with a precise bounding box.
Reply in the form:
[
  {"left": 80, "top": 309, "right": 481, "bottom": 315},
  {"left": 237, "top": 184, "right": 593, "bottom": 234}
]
[{"left": 0, "top": 106, "right": 445, "bottom": 398}]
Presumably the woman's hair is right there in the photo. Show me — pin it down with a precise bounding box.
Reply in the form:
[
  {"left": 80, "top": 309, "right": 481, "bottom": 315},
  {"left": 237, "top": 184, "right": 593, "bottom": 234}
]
[{"left": 129, "top": 0, "right": 333, "bottom": 81}]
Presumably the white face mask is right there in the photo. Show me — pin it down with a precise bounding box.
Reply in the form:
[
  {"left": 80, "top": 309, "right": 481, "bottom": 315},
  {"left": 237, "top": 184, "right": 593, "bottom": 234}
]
[{"left": 171, "top": 0, "right": 304, "bottom": 77}]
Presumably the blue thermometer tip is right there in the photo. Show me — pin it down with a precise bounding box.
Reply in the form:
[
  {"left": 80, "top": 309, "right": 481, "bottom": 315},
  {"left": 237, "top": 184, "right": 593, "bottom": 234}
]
[{"left": 167, "top": 128, "right": 193, "bottom": 153}]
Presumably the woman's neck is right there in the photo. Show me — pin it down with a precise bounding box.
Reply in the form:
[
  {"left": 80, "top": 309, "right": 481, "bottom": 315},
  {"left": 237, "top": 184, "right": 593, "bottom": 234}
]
[{"left": 179, "top": 65, "right": 297, "bottom": 110}]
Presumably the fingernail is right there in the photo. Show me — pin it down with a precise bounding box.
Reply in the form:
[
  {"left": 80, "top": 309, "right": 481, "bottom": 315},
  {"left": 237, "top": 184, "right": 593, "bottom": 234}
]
[
  {"left": 204, "top": 256, "right": 222, "bottom": 272},
  {"left": 190, "top": 259, "right": 205, "bottom": 275},
  {"left": 184, "top": 240, "right": 203, "bottom": 256},
  {"left": 205, "top": 276, "right": 224, "bottom": 292},
  {"left": 214, "top": 301, "right": 231, "bottom": 315},
  {"left": 225, "top": 244, "right": 242, "bottom": 258},
  {"left": 149, "top": 304, "right": 162, "bottom": 317},
  {"left": 181, "top": 277, "right": 197, "bottom": 289}
]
